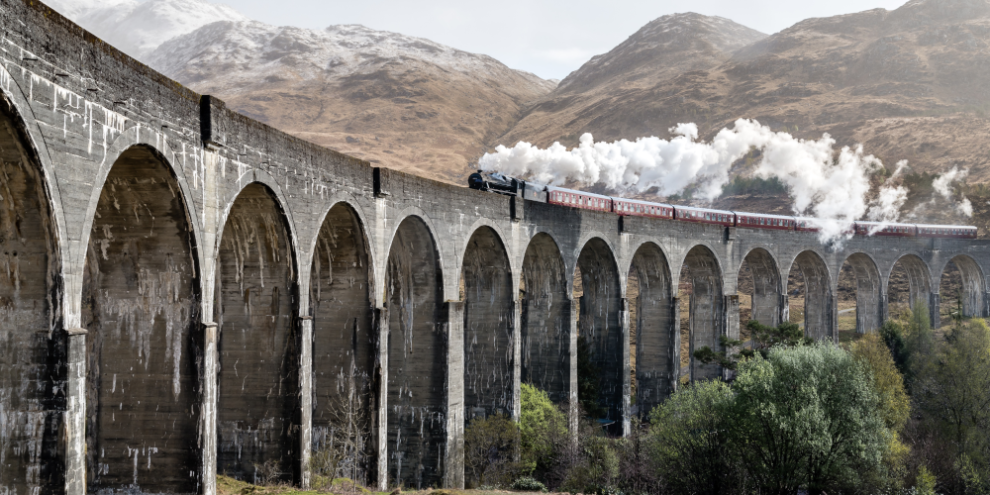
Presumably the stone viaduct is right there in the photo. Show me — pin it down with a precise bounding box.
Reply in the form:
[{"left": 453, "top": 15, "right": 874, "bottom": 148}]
[{"left": 1, "top": 1, "right": 988, "bottom": 493}]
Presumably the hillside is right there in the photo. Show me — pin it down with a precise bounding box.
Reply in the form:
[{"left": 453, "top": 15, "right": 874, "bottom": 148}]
[
  {"left": 500, "top": 0, "right": 990, "bottom": 214},
  {"left": 148, "top": 21, "right": 554, "bottom": 183}
]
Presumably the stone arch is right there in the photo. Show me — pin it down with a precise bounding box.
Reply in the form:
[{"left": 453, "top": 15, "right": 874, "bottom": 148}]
[
  {"left": 677, "top": 245, "right": 724, "bottom": 382},
  {"left": 787, "top": 250, "right": 833, "bottom": 341},
  {"left": 738, "top": 248, "right": 783, "bottom": 328},
  {"left": 218, "top": 169, "right": 300, "bottom": 278},
  {"left": 383, "top": 207, "right": 445, "bottom": 300},
  {"left": 310, "top": 201, "right": 375, "bottom": 484},
  {"left": 519, "top": 232, "right": 570, "bottom": 405},
  {"left": 0, "top": 81, "right": 65, "bottom": 493},
  {"left": 81, "top": 144, "right": 201, "bottom": 492},
  {"left": 937, "top": 255, "right": 986, "bottom": 324},
  {"left": 385, "top": 215, "right": 444, "bottom": 489},
  {"left": 461, "top": 226, "right": 514, "bottom": 421},
  {"left": 887, "top": 254, "right": 932, "bottom": 320},
  {"left": 215, "top": 182, "right": 299, "bottom": 485},
  {"left": 573, "top": 237, "right": 623, "bottom": 434},
  {"left": 626, "top": 242, "right": 674, "bottom": 418},
  {"left": 839, "top": 253, "right": 883, "bottom": 334}
]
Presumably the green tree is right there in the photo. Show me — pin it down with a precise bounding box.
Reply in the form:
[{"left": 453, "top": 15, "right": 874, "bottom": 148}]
[
  {"left": 463, "top": 413, "right": 522, "bottom": 488},
  {"left": 852, "top": 332, "right": 911, "bottom": 432},
  {"left": 648, "top": 380, "right": 739, "bottom": 495},
  {"left": 519, "top": 384, "right": 568, "bottom": 474},
  {"left": 912, "top": 319, "right": 990, "bottom": 482},
  {"left": 731, "top": 343, "right": 889, "bottom": 495},
  {"left": 694, "top": 320, "right": 811, "bottom": 370}
]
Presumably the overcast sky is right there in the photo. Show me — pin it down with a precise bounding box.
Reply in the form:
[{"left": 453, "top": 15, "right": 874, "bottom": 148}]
[{"left": 220, "top": 0, "right": 911, "bottom": 80}]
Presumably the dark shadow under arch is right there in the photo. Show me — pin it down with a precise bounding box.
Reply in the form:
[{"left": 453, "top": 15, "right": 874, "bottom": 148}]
[
  {"left": 939, "top": 255, "right": 985, "bottom": 325},
  {"left": 0, "top": 92, "right": 64, "bottom": 494},
  {"left": 82, "top": 145, "right": 200, "bottom": 492},
  {"left": 311, "top": 202, "right": 374, "bottom": 484},
  {"left": 462, "top": 227, "right": 513, "bottom": 421},
  {"left": 738, "top": 249, "right": 782, "bottom": 329},
  {"left": 520, "top": 233, "right": 569, "bottom": 405},
  {"left": 216, "top": 182, "right": 298, "bottom": 485},
  {"left": 678, "top": 246, "right": 723, "bottom": 382},
  {"left": 627, "top": 243, "right": 673, "bottom": 419},
  {"left": 574, "top": 238, "right": 622, "bottom": 434},
  {"left": 385, "top": 216, "right": 444, "bottom": 489},
  {"left": 839, "top": 253, "right": 882, "bottom": 334},
  {"left": 887, "top": 255, "right": 931, "bottom": 321},
  {"left": 787, "top": 251, "right": 833, "bottom": 341}
]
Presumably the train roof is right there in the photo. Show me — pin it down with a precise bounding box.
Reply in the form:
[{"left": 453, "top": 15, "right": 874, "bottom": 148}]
[
  {"left": 915, "top": 224, "right": 977, "bottom": 230},
  {"left": 674, "top": 205, "right": 734, "bottom": 215},
  {"left": 545, "top": 186, "right": 613, "bottom": 201},
  {"left": 611, "top": 197, "right": 673, "bottom": 208},
  {"left": 733, "top": 211, "right": 795, "bottom": 220},
  {"left": 854, "top": 221, "right": 916, "bottom": 227}
]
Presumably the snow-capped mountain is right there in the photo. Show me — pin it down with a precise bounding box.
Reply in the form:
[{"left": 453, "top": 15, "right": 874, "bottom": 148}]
[
  {"left": 147, "top": 21, "right": 550, "bottom": 95},
  {"left": 40, "top": 0, "right": 554, "bottom": 181},
  {"left": 44, "top": 0, "right": 246, "bottom": 59}
]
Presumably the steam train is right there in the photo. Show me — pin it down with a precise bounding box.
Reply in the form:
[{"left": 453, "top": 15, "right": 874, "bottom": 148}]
[{"left": 468, "top": 172, "right": 978, "bottom": 239}]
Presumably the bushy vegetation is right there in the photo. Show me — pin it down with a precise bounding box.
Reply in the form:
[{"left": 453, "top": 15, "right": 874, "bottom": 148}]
[
  {"left": 461, "top": 305, "right": 990, "bottom": 495},
  {"left": 719, "top": 176, "right": 789, "bottom": 197}
]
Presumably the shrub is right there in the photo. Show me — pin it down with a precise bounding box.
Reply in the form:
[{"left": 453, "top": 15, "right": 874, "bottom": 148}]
[
  {"left": 562, "top": 435, "right": 620, "bottom": 495},
  {"left": 519, "top": 383, "right": 568, "bottom": 474},
  {"left": 648, "top": 380, "right": 739, "bottom": 495},
  {"left": 511, "top": 476, "right": 548, "bottom": 492},
  {"left": 463, "top": 413, "right": 523, "bottom": 488},
  {"left": 732, "top": 343, "right": 889, "bottom": 494}
]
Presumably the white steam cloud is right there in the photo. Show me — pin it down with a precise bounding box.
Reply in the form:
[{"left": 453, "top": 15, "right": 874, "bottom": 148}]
[
  {"left": 933, "top": 166, "right": 973, "bottom": 217},
  {"left": 479, "top": 119, "right": 966, "bottom": 243}
]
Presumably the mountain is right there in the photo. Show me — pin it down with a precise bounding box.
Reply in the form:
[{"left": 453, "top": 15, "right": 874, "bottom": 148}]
[
  {"left": 502, "top": 13, "right": 767, "bottom": 146},
  {"left": 147, "top": 20, "right": 554, "bottom": 182},
  {"left": 46, "top": 0, "right": 555, "bottom": 183},
  {"left": 500, "top": 0, "right": 990, "bottom": 191},
  {"left": 44, "top": 0, "right": 247, "bottom": 59}
]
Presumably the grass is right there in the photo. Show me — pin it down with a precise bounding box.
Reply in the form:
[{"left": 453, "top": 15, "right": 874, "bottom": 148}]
[{"left": 216, "top": 477, "right": 551, "bottom": 495}]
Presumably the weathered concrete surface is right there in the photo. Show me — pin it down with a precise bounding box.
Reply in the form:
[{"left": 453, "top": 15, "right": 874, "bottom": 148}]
[
  {"left": 216, "top": 184, "right": 298, "bottom": 485},
  {"left": 2, "top": 1, "right": 990, "bottom": 493},
  {"left": 82, "top": 146, "right": 200, "bottom": 493}
]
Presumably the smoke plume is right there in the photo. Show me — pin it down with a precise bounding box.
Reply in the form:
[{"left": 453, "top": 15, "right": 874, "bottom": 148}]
[{"left": 479, "top": 119, "right": 966, "bottom": 243}]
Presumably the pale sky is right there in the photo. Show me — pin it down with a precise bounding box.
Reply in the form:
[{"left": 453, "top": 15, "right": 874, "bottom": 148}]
[{"left": 220, "top": 0, "right": 912, "bottom": 80}]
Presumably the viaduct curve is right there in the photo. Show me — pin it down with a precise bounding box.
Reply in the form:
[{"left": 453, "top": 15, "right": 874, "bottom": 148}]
[{"left": 1, "top": 1, "right": 989, "bottom": 494}]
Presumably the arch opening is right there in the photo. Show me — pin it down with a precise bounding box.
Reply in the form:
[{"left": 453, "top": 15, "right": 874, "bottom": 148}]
[
  {"left": 677, "top": 246, "right": 723, "bottom": 383},
  {"left": 887, "top": 255, "right": 931, "bottom": 321},
  {"left": 0, "top": 96, "right": 63, "bottom": 493},
  {"left": 82, "top": 146, "right": 200, "bottom": 492},
  {"left": 311, "top": 203, "right": 374, "bottom": 484},
  {"left": 385, "top": 217, "right": 443, "bottom": 489},
  {"left": 573, "top": 238, "right": 622, "bottom": 434},
  {"left": 837, "top": 253, "right": 882, "bottom": 337},
  {"left": 216, "top": 183, "right": 298, "bottom": 485},
  {"left": 626, "top": 243, "right": 673, "bottom": 420},
  {"left": 519, "top": 234, "right": 569, "bottom": 405},
  {"left": 737, "top": 249, "right": 782, "bottom": 332},
  {"left": 938, "top": 256, "right": 985, "bottom": 326},
  {"left": 786, "top": 251, "right": 833, "bottom": 341},
  {"left": 462, "top": 227, "right": 513, "bottom": 421}
]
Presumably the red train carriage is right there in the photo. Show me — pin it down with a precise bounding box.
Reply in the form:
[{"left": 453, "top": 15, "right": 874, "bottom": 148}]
[
  {"left": 674, "top": 206, "right": 735, "bottom": 226},
  {"left": 612, "top": 197, "right": 674, "bottom": 219},
  {"left": 794, "top": 217, "right": 822, "bottom": 233},
  {"left": 853, "top": 222, "right": 918, "bottom": 237},
  {"left": 917, "top": 224, "right": 978, "bottom": 239},
  {"left": 734, "top": 212, "right": 795, "bottom": 231},
  {"left": 547, "top": 186, "right": 613, "bottom": 213}
]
